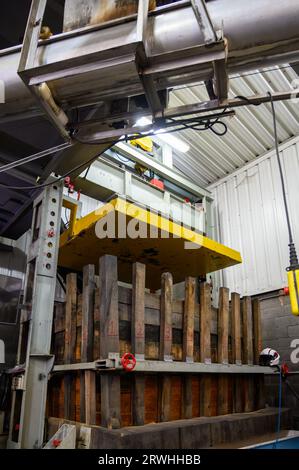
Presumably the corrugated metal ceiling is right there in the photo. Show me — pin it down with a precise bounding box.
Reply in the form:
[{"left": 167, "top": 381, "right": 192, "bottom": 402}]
[{"left": 169, "top": 65, "right": 299, "bottom": 188}]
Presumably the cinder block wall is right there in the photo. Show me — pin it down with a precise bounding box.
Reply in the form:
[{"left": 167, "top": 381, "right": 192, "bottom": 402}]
[{"left": 259, "top": 293, "right": 299, "bottom": 425}]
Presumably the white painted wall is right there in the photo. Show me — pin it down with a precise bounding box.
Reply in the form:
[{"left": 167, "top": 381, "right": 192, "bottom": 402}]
[{"left": 209, "top": 136, "right": 299, "bottom": 297}]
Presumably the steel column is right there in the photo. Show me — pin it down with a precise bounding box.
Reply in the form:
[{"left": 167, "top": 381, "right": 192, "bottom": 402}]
[{"left": 7, "top": 181, "right": 63, "bottom": 449}]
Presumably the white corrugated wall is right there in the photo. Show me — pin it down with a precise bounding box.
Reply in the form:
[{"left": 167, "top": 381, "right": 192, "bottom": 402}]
[{"left": 209, "top": 135, "right": 299, "bottom": 297}]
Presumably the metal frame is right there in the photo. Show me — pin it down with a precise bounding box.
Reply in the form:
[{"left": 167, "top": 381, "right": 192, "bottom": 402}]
[
  {"left": 18, "top": 0, "right": 70, "bottom": 140},
  {"left": 53, "top": 358, "right": 274, "bottom": 375},
  {"left": 7, "top": 181, "right": 64, "bottom": 449}
]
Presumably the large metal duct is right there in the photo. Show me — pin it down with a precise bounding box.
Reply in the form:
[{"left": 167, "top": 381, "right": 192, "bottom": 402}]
[{"left": 0, "top": 0, "right": 299, "bottom": 122}]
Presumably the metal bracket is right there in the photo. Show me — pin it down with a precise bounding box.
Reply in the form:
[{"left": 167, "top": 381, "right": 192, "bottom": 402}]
[{"left": 18, "top": 0, "right": 70, "bottom": 140}]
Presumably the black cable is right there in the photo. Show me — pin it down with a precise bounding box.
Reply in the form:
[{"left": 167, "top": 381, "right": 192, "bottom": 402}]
[
  {"left": 0, "top": 143, "right": 113, "bottom": 191},
  {"left": 234, "top": 95, "right": 262, "bottom": 106},
  {"left": 268, "top": 91, "right": 299, "bottom": 268}
]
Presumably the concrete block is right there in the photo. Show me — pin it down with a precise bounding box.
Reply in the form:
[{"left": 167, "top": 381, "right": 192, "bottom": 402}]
[
  {"left": 276, "top": 317, "right": 299, "bottom": 328},
  {"left": 288, "top": 325, "right": 299, "bottom": 337}
]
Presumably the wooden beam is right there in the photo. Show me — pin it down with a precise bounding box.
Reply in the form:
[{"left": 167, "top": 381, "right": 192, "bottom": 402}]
[
  {"left": 93, "top": 287, "right": 101, "bottom": 359},
  {"left": 231, "top": 292, "right": 241, "bottom": 365},
  {"left": 80, "top": 265, "right": 96, "bottom": 424},
  {"left": 99, "top": 255, "right": 121, "bottom": 429},
  {"left": 64, "top": 273, "right": 77, "bottom": 420},
  {"left": 218, "top": 287, "right": 229, "bottom": 415},
  {"left": 252, "top": 298, "right": 262, "bottom": 365},
  {"left": 242, "top": 297, "right": 254, "bottom": 412},
  {"left": 242, "top": 297, "right": 254, "bottom": 365},
  {"left": 200, "top": 282, "right": 212, "bottom": 364},
  {"left": 253, "top": 298, "right": 265, "bottom": 409},
  {"left": 160, "top": 273, "right": 173, "bottom": 361},
  {"left": 132, "top": 262, "right": 146, "bottom": 426},
  {"left": 200, "top": 282, "right": 212, "bottom": 417},
  {"left": 231, "top": 293, "right": 242, "bottom": 413},
  {"left": 159, "top": 272, "right": 173, "bottom": 422},
  {"left": 182, "top": 277, "right": 196, "bottom": 419}
]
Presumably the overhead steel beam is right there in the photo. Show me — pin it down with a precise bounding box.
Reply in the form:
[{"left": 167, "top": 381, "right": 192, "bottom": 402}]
[{"left": 113, "top": 142, "right": 211, "bottom": 199}]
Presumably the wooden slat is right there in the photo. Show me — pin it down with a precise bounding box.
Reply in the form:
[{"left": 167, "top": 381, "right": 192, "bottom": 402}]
[
  {"left": 182, "top": 277, "right": 195, "bottom": 419},
  {"left": 252, "top": 298, "right": 262, "bottom": 365},
  {"left": 242, "top": 297, "right": 254, "bottom": 412},
  {"left": 159, "top": 272, "right": 173, "bottom": 422},
  {"left": 200, "top": 282, "right": 212, "bottom": 417},
  {"left": 253, "top": 298, "right": 265, "bottom": 410},
  {"left": 159, "top": 273, "right": 173, "bottom": 361},
  {"left": 231, "top": 293, "right": 241, "bottom": 365},
  {"left": 218, "top": 287, "right": 229, "bottom": 364},
  {"left": 99, "top": 255, "right": 121, "bottom": 429},
  {"left": 64, "top": 273, "right": 77, "bottom": 420},
  {"left": 218, "top": 287, "right": 229, "bottom": 415},
  {"left": 200, "top": 282, "right": 212, "bottom": 364},
  {"left": 93, "top": 287, "right": 101, "bottom": 359},
  {"left": 183, "top": 277, "right": 196, "bottom": 362},
  {"left": 80, "top": 265, "right": 96, "bottom": 424},
  {"left": 132, "top": 262, "right": 145, "bottom": 426},
  {"left": 242, "top": 296, "right": 254, "bottom": 365}
]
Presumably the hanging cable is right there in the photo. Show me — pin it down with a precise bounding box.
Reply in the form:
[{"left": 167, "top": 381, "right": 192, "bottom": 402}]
[{"left": 268, "top": 91, "right": 299, "bottom": 316}]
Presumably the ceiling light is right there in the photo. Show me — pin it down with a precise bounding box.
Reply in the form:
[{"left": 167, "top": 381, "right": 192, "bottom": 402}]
[{"left": 135, "top": 117, "right": 190, "bottom": 154}]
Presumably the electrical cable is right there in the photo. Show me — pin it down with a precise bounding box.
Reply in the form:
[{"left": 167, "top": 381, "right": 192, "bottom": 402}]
[
  {"left": 0, "top": 142, "right": 72, "bottom": 175},
  {"left": 0, "top": 143, "right": 114, "bottom": 191},
  {"left": 268, "top": 91, "right": 299, "bottom": 269}
]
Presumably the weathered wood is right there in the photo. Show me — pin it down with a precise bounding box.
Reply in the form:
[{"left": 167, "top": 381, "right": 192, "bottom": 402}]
[
  {"left": 64, "top": 273, "right": 77, "bottom": 420},
  {"left": 159, "top": 272, "right": 173, "bottom": 422},
  {"left": 132, "top": 262, "right": 145, "bottom": 426},
  {"left": 99, "top": 255, "right": 121, "bottom": 429},
  {"left": 244, "top": 376, "right": 255, "bottom": 412},
  {"left": 200, "top": 283, "right": 212, "bottom": 364},
  {"left": 160, "top": 273, "right": 173, "bottom": 361},
  {"left": 242, "top": 297, "right": 254, "bottom": 365},
  {"left": 94, "top": 287, "right": 101, "bottom": 359},
  {"left": 231, "top": 293, "right": 241, "bottom": 365},
  {"left": 200, "top": 282, "right": 212, "bottom": 417},
  {"left": 85, "top": 370, "right": 96, "bottom": 425},
  {"left": 182, "top": 277, "right": 195, "bottom": 419},
  {"left": 234, "top": 376, "right": 243, "bottom": 413},
  {"left": 159, "top": 376, "right": 172, "bottom": 422},
  {"left": 252, "top": 298, "right": 262, "bottom": 365},
  {"left": 217, "top": 288, "right": 229, "bottom": 415},
  {"left": 183, "top": 277, "right": 196, "bottom": 361},
  {"left": 80, "top": 265, "right": 96, "bottom": 424},
  {"left": 218, "top": 287, "right": 229, "bottom": 364}
]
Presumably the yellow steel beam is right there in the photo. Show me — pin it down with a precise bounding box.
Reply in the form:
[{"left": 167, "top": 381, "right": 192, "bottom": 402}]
[{"left": 59, "top": 198, "right": 241, "bottom": 289}]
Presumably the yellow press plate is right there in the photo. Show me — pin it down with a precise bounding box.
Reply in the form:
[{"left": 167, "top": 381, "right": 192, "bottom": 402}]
[{"left": 59, "top": 198, "right": 242, "bottom": 289}]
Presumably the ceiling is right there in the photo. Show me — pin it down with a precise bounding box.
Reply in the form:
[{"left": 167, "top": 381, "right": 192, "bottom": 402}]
[{"left": 170, "top": 65, "right": 299, "bottom": 188}]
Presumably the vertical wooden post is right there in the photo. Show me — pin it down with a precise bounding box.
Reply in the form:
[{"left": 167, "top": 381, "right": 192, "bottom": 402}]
[
  {"left": 182, "top": 277, "right": 195, "bottom": 419},
  {"left": 231, "top": 292, "right": 242, "bottom": 413},
  {"left": 99, "top": 255, "right": 121, "bottom": 429},
  {"left": 64, "top": 273, "right": 77, "bottom": 420},
  {"left": 132, "top": 262, "right": 146, "bottom": 425},
  {"left": 159, "top": 272, "right": 173, "bottom": 422},
  {"left": 93, "top": 287, "right": 101, "bottom": 359},
  {"left": 80, "top": 265, "right": 96, "bottom": 424},
  {"left": 231, "top": 293, "right": 242, "bottom": 365},
  {"left": 218, "top": 287, "right": 229, "bottom": 415},
  {"left": 242, "top": 297, "right": 254, "bottom": 365},
  {"left": 242, "top": 296, "right": 254, "bottom": 412},
  {"left": 200, "top": 282, "right": 212, "bottom": 417},
  {"left": 253, "top": 298, "right": 265, "bottom": 409}
]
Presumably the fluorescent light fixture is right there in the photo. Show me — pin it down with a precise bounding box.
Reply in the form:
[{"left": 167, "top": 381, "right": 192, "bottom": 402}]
[{"left": 135, "top": 117, "right": 190, "bottom": 154}]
